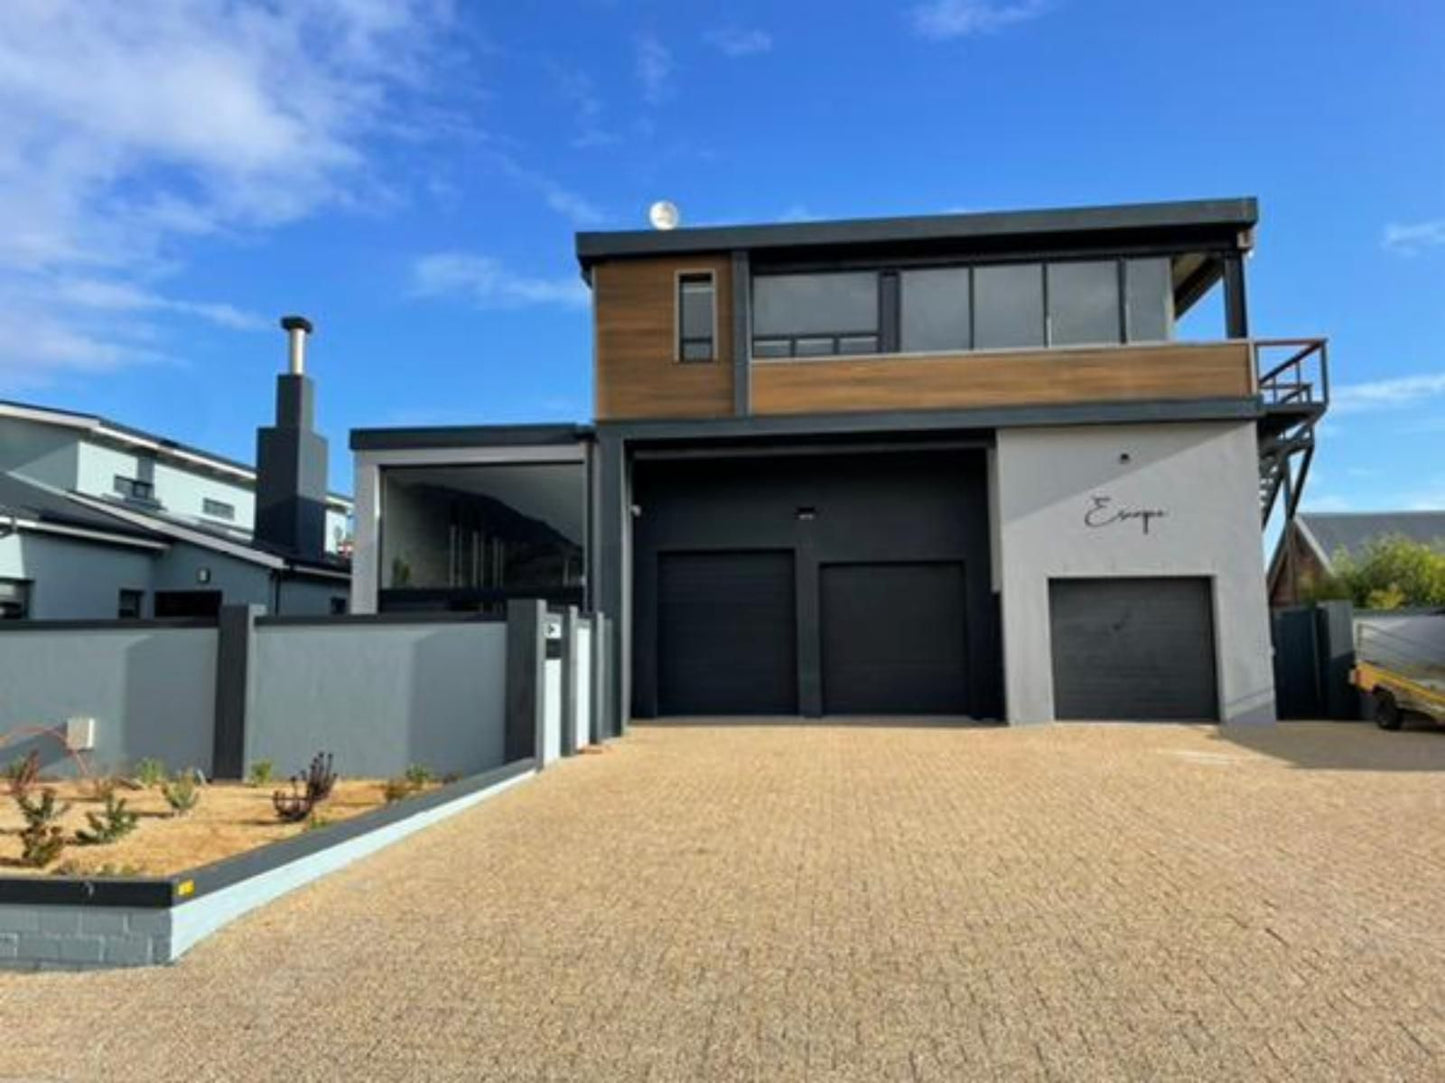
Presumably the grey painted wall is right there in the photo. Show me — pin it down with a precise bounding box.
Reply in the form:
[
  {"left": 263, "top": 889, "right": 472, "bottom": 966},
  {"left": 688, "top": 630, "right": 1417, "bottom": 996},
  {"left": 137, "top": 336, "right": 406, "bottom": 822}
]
[
  {"left": 996, "top": 421, "right": 1275, "bottom": 724},
  {"left": 1, "top": 532, "right": 155, "bottom": 619},
  {"left": 0, "top": 625, "right": 217, "bottom": 774},
  {"left": 248, "top": 622, "right": 508, "bottom": 779}
]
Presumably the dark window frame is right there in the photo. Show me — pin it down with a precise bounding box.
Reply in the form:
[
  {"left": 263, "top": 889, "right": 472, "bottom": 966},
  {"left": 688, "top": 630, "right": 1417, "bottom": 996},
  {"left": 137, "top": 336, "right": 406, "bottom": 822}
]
[
  {"left": 0, "top": 577, "right": 32, "bottom": 621},
  {"left": 117, "top": 588, "right": 145, "bottom": 619},
  {"left": 750, "top": 250, "right": 1205, "bottom": 360},
  {"left": 676, "top": 270, "right": 717, "bottom": 363},
  {"left": 202, "top": 497, "right": 236, "bottom": 521},
  {"left": 113, "top": 475, "right": 155, "bottom": 501}
]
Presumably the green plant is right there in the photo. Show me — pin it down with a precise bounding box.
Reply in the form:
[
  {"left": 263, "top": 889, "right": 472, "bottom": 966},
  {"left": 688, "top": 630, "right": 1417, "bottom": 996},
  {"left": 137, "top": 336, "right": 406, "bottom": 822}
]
[
  {"left": 383, "top": 777, "right": 414, "bottom": 804},
  {"left": 16, "top": 787, "right": 69, "bottom": 867},
  {"left": 390, "top": 556, "right": 412, "bottom": 587},
  {"left": 247, "top": 760, "right": 274, "bottom": 787},
  {"left": 134, "top": 757, "right": 166, "bottom": 788},
  {"left": 160, "top": 770, "right": 201, "bottom": 816},
  {"left": 403, "top": 763, "right": 434, "bottom": 788},
  {"left": 303, "top": 812, "right": 332, "bottom": 832},
  {"left": 75, "top": 791, "right": 139, "bottom": 845},
  {"left": 4, "top": 750, "right": 40, "bottom": 798},
  {"left": 1304, "top": 535, "right": 1445, "bottom": 609},
  {"left": 86, "top": 773, "right": 119, "bottom": 802}
]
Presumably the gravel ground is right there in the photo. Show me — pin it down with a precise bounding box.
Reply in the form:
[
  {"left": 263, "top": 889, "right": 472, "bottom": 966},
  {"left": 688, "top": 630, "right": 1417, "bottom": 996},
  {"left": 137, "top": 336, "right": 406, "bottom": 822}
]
[{"left": 1, "top": 720, "right": 1443, "bottom": 1082}]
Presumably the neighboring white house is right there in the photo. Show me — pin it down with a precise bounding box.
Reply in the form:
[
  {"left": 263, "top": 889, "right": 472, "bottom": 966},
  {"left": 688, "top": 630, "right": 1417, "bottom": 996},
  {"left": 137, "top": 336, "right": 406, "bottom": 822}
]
[{"left": 0, "top": 390, "right": 351, "bottom": 620}]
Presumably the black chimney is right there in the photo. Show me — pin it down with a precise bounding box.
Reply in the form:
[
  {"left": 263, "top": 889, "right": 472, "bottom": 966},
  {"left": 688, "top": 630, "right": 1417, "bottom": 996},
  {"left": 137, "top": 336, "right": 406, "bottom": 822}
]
[{"left": 254, "top": 315, "right": 328, "bottom": 561}]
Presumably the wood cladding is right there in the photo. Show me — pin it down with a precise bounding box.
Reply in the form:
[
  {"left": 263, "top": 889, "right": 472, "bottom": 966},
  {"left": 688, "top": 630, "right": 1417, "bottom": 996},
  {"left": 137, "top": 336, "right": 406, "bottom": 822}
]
[
  {"left": 750, "top": 342, "right": 1255, "bottom": 416},
  {"left": 594, "top": 255, "right": 734, "bottom": 420}
]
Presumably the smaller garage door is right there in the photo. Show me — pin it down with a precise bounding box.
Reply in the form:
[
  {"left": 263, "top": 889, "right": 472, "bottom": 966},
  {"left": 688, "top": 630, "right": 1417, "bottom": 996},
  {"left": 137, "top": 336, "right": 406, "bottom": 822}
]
[
  {"left": 821, "top": 561, "right": 969, "bottom": 715},
  {"left": 1049, "top": 577, "right": 1217, "bottom": 721},
  {"left": 658, "top": 550, "right": 797, "bottom": 715}
]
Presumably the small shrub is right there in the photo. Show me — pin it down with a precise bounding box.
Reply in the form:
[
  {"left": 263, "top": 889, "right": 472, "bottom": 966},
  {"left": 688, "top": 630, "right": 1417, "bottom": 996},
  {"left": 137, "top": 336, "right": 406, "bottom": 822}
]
[
  {"left": 382, "top": 777, "right": 414, "bottom": 804},
  {"left": 75, "top": 792, "right": 139, "bottom": 845},
  {"left": 273, "top": 752, "right": 338, "bottom": 822},
  {"left": 247, "top": 760, "right": 274, "bottom": 787},
  {"left": 134, "top": 757, "right": 166, "bottom": 788},
  {"left": 304, "top": 752, "right": 337, "bottom": 802},
  {"left": 303, "top": 812, "right": 332, "bottom": 832},
  {"left": 160, "top": 770, "right": 201, "bottom": 816},
  {"left": 441, "top": 772, "right": 461, "bottom": 786},
  {"left": 16, "top": 787, "right": 69, "bottom": 868},
  {"left": 86, "top": 774, "right": 119, "bottom": 802},
  {"left": 4, "top": 750, "right": 40, "bottom": 798},
  {"left": 404, "top": 764, "right": 434, "bottom": 788}
]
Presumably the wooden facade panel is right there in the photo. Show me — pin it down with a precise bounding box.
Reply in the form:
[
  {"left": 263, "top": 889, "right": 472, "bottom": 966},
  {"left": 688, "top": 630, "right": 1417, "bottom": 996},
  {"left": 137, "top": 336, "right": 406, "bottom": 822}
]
[
  {"left": 750, "top": 342, "right": 1255, "bottom": 416},
  {"left": 594, "top": 255, "right": 734, "bottom": 420}
]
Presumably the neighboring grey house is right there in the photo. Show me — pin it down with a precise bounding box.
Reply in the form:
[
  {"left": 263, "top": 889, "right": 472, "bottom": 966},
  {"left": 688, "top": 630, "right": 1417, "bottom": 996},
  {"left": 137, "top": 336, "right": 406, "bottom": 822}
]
[
  {"left": 0, "top": 320, "right": 351, "bottom": 619},
  {"left": 1269, "top": 510, "right": 1445, "bottom": 606}
]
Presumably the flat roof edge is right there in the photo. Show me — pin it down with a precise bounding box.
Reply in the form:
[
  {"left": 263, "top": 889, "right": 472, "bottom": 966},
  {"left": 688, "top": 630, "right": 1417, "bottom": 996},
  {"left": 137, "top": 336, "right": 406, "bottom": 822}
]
[
  {"left": 576, "top": 197, "right": 1259, "bottom": 267},
  {"left": 350, "top": 423, "right": 594, "bottom": 452}
]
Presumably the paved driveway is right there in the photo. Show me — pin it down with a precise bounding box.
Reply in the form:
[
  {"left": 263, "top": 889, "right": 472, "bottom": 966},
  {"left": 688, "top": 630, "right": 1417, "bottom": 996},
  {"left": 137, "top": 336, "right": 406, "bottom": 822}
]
[{"left": 2, "top": 721, "right": 1443, "bottom": 1082}]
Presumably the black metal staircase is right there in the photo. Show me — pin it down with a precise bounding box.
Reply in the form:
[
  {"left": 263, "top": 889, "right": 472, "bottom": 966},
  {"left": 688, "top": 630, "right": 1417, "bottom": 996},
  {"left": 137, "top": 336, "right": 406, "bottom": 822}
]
[{"left": 1255, "top": 339, "right": 1329, "bottom": 530}]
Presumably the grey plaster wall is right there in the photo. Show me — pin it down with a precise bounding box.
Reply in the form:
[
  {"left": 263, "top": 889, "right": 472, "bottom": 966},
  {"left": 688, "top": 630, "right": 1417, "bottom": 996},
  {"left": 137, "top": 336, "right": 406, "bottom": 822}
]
[
  {"left": 248, "top": 621, "right": 507, "bottom": 779},
  {"left": 275, "top": 576, "right": 348, "bottom": 616},
  {"left": 996, "top": 421, "right": 1275, "bottom": 724},
  {"left": 151, "top": 544, "right": 273, "bottom": 605},
  {"left": 0, "top": 625, "right": 217, "bottom": 774}
]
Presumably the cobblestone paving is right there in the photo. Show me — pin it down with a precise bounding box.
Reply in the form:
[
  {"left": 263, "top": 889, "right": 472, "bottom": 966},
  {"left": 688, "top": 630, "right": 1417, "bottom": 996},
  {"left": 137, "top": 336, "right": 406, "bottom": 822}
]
[{"left": 2, "top": 721, "right": 1443, "bottom": 1081}]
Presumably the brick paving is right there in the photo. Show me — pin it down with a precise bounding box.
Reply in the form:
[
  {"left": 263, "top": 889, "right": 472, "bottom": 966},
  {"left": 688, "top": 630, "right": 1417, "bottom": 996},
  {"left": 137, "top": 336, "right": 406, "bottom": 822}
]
[{"left": 1, "top": 720, "right": 1443, "bottom": 1081}]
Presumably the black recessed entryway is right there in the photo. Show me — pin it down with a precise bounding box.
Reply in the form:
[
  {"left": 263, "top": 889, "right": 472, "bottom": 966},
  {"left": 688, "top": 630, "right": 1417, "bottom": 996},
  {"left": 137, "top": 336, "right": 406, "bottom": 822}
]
[
  {"left": 657, "top": 550, "right": 798, "bottom": 715},
  {"left": 820, "top": 561, "right": 969, "bottom": 715},
  {"left": 1049, "top": 576, "right": 1218, "bottom": 721}
]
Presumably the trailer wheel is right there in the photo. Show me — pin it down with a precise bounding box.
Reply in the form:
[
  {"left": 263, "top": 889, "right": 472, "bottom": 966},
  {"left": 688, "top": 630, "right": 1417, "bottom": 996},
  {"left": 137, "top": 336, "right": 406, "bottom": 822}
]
[{"left": 1373, "top": 689, "right": 1403, "bottom": 731}]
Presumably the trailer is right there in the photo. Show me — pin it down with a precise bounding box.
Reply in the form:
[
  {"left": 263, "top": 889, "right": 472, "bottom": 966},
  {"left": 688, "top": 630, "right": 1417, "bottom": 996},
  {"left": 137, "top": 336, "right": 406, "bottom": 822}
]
[{"left": 1352, "top": 616, "right": 1445, "bottom": 730}]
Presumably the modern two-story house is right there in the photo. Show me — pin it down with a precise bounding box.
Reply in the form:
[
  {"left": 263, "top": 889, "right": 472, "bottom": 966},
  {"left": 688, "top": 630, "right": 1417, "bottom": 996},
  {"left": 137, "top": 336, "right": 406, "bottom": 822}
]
[{"left": 350, "top": 198, "right": 1329, "bottom": 726}]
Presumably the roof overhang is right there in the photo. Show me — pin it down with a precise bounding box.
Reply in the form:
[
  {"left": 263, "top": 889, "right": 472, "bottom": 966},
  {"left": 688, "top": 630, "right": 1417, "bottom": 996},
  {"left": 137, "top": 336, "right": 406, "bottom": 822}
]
[
  {"left": 576, "top": 197, "right": 1259, "bottom": 275},
  {"left": 350, "top": 423, "right": 593, "bottom": 453}
]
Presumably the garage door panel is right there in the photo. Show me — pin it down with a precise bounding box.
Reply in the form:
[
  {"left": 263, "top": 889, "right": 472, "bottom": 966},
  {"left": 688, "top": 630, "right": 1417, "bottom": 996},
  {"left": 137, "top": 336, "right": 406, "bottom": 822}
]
[
  {"left": 658, "top": 551, "right": 797, "bottom": 715},
  {"left": 1050, "top": 577, "right": 1217, "bottom": 721},
  {"left": 821, "top": 562, "right": 969, "bottom": 715}
]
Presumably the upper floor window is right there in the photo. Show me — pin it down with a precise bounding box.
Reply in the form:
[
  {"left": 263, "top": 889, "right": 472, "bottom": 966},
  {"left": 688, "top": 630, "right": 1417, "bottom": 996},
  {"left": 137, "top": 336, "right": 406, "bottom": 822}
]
[
  {"left": 753, "top": 272, "right": 880, "bottom": 358},
  {"left": 677, "top": 272, "right": 716, "bottom": 361},
  {"left": 202, "top": 497, "right": 235, "bottom": 521},
  {"left": 113, "top": 475, "right": 154, "bottom": 501},
  {"left": 751, "top": 256, "right": 1177, "bottom": 360}
]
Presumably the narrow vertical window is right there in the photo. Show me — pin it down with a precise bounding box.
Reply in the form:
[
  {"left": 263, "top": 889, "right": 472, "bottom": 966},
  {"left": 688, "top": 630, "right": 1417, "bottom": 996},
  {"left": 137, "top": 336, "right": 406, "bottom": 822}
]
[{"left": 678, "top": 272, "right": 716, "bottom": 361}]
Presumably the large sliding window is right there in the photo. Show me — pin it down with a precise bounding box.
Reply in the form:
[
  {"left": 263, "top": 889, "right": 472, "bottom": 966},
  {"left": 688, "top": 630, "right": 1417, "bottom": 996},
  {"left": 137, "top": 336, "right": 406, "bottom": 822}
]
[
  {"left": 900, "top": 267, "right": 970, "bottom": 353},
  {"left": 974, "top": 264, "right": 1045, "bottom": 350},
  {"left": 1047, "top": 260, "right": 1121, "bottom": 346},
  {"left": 752, "top": 272, "right": 880, "bottom": 358},
  {"left": 752, "top": 255, "right": 1180, "bottom": 360}
]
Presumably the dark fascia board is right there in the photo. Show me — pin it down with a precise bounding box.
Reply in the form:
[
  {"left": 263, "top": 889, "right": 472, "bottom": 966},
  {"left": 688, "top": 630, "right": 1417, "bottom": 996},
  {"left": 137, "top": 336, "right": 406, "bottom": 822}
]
[
  {"left": 350, "top": 422, "right": 594, "bottom": 452},
  {"left": 0, "top": 757, "right": 536, "bottom": 907},
  {"left": 596, "top": 397, "right": 1263, "bottom": 445},
  {"left": 0, "top": 616, "right": 216, "bottom": 633},
  {"left": 576, "top": 198, "right": 1259, "bottom": 271},
  {"left": 256, "top": 611, "right": 504, "bottom": 628}
]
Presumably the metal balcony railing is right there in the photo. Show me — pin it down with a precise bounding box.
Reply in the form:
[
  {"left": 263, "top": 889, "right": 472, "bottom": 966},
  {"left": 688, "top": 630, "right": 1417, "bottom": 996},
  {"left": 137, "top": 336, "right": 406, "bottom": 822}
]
[{"left": 1253, "top": 338, "right": 1329, "bottom": 530}]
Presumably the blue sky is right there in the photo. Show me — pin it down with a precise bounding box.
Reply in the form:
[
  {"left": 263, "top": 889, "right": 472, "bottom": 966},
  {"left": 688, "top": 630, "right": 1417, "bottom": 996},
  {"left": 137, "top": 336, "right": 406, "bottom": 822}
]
[{"left": 0, "top": 0, "right": 1442, "bottom": 511}]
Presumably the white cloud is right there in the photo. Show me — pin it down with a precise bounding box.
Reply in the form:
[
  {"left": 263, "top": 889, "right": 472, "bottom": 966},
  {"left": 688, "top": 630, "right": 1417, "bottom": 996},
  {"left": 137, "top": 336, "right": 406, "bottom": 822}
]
[
  {"left": 1332, "top": 372, "right": 1445, "bottom": 414},
  {"left": 707, "top": 28, "right": 774, "bottom": 57},
  {"left": 53, "top": 278, "right": 266, "bottom": 330},
  {"left": 0, "top": 0, "right": 453, "bottom": 386},
  {"left": 636, "top": 34, "right": 673, "bottom": 105},
  {"left": 912, "top": 0, "right": 1052, "bottom": 39},
  {"left": 489, "top": 152, "right": 607, "bottom": 226},
  {"left": 1383, "top": 219, "right": 1445, "bottom": 254},
  {"left": 410, "top": 253, "right": 589, "bottom": 309}
]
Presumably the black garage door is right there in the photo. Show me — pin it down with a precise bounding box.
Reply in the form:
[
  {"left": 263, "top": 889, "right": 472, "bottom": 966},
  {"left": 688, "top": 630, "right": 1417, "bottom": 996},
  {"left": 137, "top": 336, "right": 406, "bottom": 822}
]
[
  {"left": 1049, "top": 577, "right": 1217, "bottom": 721},
  {"left": 658, "top": 551, "right": 798, "bottom": 715},
  {"left": 821, "top": 562, "right": 969, "bottom": 715}
]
